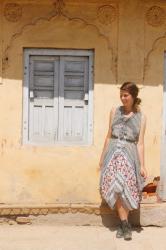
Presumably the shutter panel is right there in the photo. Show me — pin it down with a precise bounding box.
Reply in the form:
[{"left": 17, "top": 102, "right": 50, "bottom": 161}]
[
  {"left": 59, "top": 56, "right": 89, "bottom": 143},
  {"left": 29, "top": 56, "right": 59, "bottom": 143}
]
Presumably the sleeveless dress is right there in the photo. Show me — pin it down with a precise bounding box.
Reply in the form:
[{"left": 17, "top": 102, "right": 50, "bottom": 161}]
[{"left": 100, "top": 106, "right": 145, "bottom": 210}]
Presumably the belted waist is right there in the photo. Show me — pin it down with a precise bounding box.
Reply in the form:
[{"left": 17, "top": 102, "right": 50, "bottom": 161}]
[{"left": 111, "top": 135, "right": 137, "bottom": 143}]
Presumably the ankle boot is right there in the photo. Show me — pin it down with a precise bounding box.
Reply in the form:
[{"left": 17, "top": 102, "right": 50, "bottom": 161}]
[
  {"left": 116, "top": 221, "right": 124, "bottom": 238},
  {"left": 121, "top": 220, "right": 132, "bottom": 240}
]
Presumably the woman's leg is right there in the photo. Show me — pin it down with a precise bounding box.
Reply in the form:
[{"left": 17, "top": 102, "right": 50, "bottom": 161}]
[
  {"left": 116, "top": 197, "right": 129, "bottom": 220},
  {"left": 116, "top": 197, "right": 132, "bottom": 240}
]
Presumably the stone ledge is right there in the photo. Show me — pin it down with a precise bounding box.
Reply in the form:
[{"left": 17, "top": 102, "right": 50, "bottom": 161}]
[{"left": 0, "top": 202, "right": 165, "bottom": 226}]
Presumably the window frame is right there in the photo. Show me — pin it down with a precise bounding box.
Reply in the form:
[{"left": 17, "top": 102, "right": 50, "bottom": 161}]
[{"left": 22, "top": 48, "right": 94, "bottom": 146}]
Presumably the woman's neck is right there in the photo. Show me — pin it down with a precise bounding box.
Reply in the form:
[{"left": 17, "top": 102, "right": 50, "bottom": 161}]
[{"left": 123, "top": 106, "right": 133, "bottom": 115}]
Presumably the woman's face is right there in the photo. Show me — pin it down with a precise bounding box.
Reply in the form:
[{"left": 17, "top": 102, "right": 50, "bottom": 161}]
[{"left": 120, "top": 90, "right": 134, "bottom": 107}]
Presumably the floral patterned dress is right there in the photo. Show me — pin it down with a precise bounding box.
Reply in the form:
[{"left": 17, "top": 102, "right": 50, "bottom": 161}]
[{"left": 100, "top": 106, "right": 145, "bottom": 210}]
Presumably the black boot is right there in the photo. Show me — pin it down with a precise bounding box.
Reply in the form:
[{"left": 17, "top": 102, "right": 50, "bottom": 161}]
[
  {"left": 121, "top": 220, "right": 132, "bottom": 240},
  {"left": 116, "top": 221, "right": 124, "bottom": 238}
]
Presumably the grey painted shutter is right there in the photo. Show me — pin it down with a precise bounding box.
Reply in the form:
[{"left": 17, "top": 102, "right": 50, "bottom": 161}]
[
  {"left": 29, "top": 56, "right": 59, "bottom": 143},
  {"left": 59, "top": 56, "right": 89, "bottom": 143}
]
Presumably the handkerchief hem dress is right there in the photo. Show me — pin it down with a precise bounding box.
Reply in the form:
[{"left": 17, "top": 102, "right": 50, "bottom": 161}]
[{"left": 100, "top": 106, "right": 145, "bottom": 210}]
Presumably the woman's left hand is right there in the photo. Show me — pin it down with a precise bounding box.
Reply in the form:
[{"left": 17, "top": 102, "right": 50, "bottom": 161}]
[{"left": 140, "top": 167, "right": 147, "bottom": 179}]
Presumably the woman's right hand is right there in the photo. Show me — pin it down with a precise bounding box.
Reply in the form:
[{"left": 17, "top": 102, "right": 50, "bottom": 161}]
[
  {"left": 140, "top": 167, "right": 147, "bottom": 179},
  {"left": 97, "top": 161, "right": 103, "bottom": 172}
]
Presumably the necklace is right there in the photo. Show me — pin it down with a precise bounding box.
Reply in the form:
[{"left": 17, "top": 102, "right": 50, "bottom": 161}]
[
  {"left": 121, "top": 106, "right": 135, "bottom": 120},
  {"left": 122, "top": 106, "right": 133, "bottom": 115}
]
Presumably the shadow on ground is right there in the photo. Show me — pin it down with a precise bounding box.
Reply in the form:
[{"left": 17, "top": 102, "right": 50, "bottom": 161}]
[{"left": 99, "top": 199, "right": 143, "bottom": 233}]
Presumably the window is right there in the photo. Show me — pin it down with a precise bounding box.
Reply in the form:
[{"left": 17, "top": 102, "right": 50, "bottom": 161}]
[{"left": 23, "top": 49, "right": 93, "bottom": 145}]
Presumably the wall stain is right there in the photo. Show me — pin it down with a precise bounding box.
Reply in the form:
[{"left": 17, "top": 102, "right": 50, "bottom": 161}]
[
  {"left": 25, "top": 169, "right": 42, "bottom": 181},
  {"left": 153, "top": 135, "right": 157, "bottom": 145},
  {"left": 1, "top": 138, "right": 7, "bottom": 156}
]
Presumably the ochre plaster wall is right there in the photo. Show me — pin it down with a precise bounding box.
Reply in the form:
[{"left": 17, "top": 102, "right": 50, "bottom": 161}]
[{"left": 0, "top": 0, "right": 165, "bottom": 204}]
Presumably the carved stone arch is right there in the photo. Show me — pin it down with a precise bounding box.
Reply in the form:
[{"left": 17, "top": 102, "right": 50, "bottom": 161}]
[
  {"left": 144, "top": 34, "right": 166, "bottom": 84},
  {"left": 4, "top": 14, "right": 116, "bottom": 83}
]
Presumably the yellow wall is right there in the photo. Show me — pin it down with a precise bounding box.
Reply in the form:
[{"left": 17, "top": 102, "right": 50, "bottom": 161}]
[{"left": 0, "top": 0, "right": 165, "bottom": 204}]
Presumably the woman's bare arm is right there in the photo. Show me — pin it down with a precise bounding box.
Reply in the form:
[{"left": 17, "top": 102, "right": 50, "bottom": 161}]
[
  {"left": 137, "top": 113, "right": 147, "bottom": 178},
  {"left": 99, "top": 107, "right": 116, "bottom": 170}
]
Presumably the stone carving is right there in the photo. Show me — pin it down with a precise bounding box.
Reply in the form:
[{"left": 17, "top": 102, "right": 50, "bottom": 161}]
[
  {"left": 3, "top": 1, "right": 116, "bottom": 81},
  {"left": 146, "top": 6, "right": 165, "bottom": 27},
  {"left": 98, "top": 5, "right": 117, "bottom": 25},
  {"left": 53, "top": 0, "right": 65, "bottom": 15},
  {"left": 4, "top": 3, "right": 22, "bottom": 22}
]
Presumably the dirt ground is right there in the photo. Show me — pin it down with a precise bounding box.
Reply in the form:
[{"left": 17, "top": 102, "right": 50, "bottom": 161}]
[{"left": 0, "top": 224, "right": 165, "bottom": 250}]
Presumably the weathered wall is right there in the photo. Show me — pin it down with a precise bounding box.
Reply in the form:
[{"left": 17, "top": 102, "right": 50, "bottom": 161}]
[{"left": 0, "top": 0, "right": 165, "bottom": 204}]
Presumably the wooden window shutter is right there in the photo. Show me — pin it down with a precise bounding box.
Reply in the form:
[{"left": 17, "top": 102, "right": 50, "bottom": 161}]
[
  {"left": 59, "top": 56, "right": 89, "bottom": 143},
  {"left": 29, "top": 56, "right": 59, "bottom": 143}
]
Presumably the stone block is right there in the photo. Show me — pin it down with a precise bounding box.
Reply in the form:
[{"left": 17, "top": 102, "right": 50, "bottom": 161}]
[
  {"left": 10, "top": 208, "right": 21, "bottom": 215},
  {"left": 0, "top": 218, "right": 7, "bottom": 224},
  {"left": 39, "top": 208, "right": 49, "bottom": 215},
  {"left": 8, "top": 220, "right": 16, "bottom": 225},
  {"left": 59, "top": 208, "right": 69, "bottom": 214},
  {"left": 0, "top": 209, "right": 11, "bottom": 215},
  {"left": 140, "top": 203, "right": 166, "bottom": 227},
  {"left": 30, "top": 208, "right": 40, "bottom": 215},
  {"left": 16, "top": 216, "right": 31, "bottom": 224},
  {"left": 21, "top": 208, "right": 31, "bottom": 215}
]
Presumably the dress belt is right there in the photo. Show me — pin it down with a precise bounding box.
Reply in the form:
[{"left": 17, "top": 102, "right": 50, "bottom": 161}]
[{"left": 111, "top": 135, "right": 137, "bottom": 143}]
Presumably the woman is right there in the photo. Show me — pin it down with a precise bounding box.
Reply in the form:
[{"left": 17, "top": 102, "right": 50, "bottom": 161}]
[{"left": 99, "top": 82, "right": 147, "bottom": 240}]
